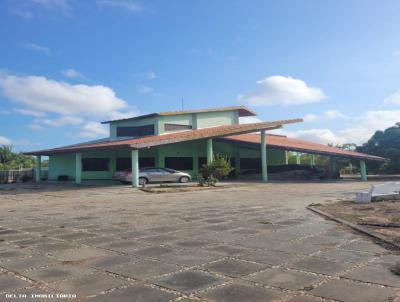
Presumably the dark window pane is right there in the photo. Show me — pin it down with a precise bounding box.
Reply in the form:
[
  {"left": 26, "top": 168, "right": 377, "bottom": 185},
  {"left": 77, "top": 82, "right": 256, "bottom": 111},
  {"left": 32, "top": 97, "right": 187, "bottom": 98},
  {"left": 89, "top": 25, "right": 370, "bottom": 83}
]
[
  {"left": 164, "top": 123, "right": 192, "bottom": 131},
  {"left": 198, "top": 157, "right": 207, "bottom": 169},
  {"left": 116, "top": 157, "right": 155, "bottom": 171},
  {"left": 82, "top": 158, "right": 109, "bottom": 171},
  {"left": 116, "top": 125, "right": 154, "bottom": 137},
  {"left": 165, "top": 157, "right": 193, "bottom": 170},
  {"left": 240, "top": 158, "right": 261, "bottom": 171}
]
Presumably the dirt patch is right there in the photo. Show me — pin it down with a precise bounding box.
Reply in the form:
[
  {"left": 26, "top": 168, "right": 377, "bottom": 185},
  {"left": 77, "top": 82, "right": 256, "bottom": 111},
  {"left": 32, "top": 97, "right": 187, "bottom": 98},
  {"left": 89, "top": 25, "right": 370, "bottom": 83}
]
[{"left": 317, "top": 200, "right": 400, "bottom": 243}]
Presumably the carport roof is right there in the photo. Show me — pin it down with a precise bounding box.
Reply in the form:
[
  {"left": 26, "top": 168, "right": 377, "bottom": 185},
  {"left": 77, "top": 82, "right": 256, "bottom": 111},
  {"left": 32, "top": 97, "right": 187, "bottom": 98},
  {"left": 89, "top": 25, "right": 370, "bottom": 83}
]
[
  {"left": 25, "top": 118, "right": 301, "bottom": 156},
  {"left": 222, "top": 133, "right": 387, "bottom": 161}
]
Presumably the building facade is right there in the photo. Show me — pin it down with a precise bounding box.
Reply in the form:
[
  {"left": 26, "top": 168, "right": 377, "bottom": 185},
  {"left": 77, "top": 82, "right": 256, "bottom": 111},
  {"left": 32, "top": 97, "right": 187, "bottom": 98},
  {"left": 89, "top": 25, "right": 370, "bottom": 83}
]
[{"left": 26, "top": 106, "right": 385, "bottom": 187}]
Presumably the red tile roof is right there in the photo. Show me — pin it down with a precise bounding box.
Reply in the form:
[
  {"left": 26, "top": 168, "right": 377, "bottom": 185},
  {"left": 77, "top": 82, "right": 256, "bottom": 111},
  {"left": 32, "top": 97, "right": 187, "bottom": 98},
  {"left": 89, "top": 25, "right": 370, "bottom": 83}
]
[
  {"left": 25, "top": 119, "right": 301, "bottom": 155},
  {"left": 222, "top": 134, "right": 386, "bottom": 161}
]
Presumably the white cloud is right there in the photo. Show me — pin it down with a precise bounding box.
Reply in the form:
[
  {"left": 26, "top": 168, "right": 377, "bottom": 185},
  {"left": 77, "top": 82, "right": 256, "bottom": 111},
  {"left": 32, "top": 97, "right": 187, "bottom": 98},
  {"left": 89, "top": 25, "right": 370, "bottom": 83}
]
[
  {"left": 29, "top": 124, "right": 44, "bottom": 131},
  {"left": 136, "top": 84, "right": 154, "bottom": 95},
  {"left": 61, "top": 68, "right": 85, "bottom": 79},
  {"left": 97, "top": 0, "right": 142, "bottom": 12},
  {"left": 303, "top": 113, "right": 319, "bottom": 122},
  {"left": 0, "top": 136, "right": 12, "bottom": 145},
  {"left": 31, "top": 0, "right": 70, "bottom": 12},
  {"left": 275, "top": 110, "right": 400, "bottom": 145},
  {"left": 303, "top": 110, "right": 347, "bottom": 122},
  {"left": 41, "top": 116, "right": 83, "bottom": 127},
  {"left": 79, "top": 122, "right": 108, "bottom": 138},
  {"left": 384, "top": 91, "right": 400, "bottom": 105},
  {"left": 12, "top": 9, "right": 33, "bottom": 19},
  {"left": 107, "top": 110, "right": 139, "bottom": 120},
  {"left": 0, "top": 72, "right": 127, "bottom": 116},
  {"left": 239, "top": 75, "right": 326, "bottom": 106},
  {"left": 24, "top": 43, "right": 50, "bottom": 55},
  {"left": 14, "top": 108, "right": 45, "bottom": 117},
  {"left": 239, "top": 116, "right": 263, "bottom": 124}
]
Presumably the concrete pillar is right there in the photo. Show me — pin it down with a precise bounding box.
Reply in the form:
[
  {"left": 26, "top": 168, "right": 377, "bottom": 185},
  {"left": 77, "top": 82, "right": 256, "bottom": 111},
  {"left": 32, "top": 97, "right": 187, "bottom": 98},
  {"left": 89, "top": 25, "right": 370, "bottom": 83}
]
[
  {"left": 311, "top": 154, "right": 316, "bottom": 167},
  {"left": 331, "top": 158, "right": 337, "bottom": 171},
  {"left": 35, "top": 155, "right": 41, "bottom": 183},
  {"left": 156, "top": 148, "right": 164, "bottom": 168},
  {"left": 131, "top": 149, "right": 139, "bottom": 187},
  {"left": 360, "top": 160, "right": 367, "bottom": 181},
  {"left": 75, "top": 153, "right": 82, "bottom": 184},
  {"left": 296, "top": 152, "right": 301, "bottom": 165},
  {"left": 261, "top": 129, "right": 268, "bottom": 182},
  {"left": 110, "top": 151, "right": 116, "bottom": 175},
  {"left": 349, "top": 162, "right": 353, "bottom": 174},
  {"left": 285, "top": 151, "right": 289, "bottom": 165},
  {"left": 234, "top": 144, "right": 240, "bottom": 177},
  {"left": 206, "top": 139, "right": 213, "bottom": 164}
]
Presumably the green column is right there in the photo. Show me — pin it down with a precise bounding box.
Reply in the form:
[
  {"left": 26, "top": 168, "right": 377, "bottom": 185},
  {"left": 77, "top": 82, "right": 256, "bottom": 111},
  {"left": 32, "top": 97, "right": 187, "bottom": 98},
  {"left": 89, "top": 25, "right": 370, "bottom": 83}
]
[
  {"left": 131, "top": 149, "right": 139, "bottom": 187},
  {"left": 156, "top": 148, "right": 164, "bottom": 168},
  {"left": 35, "top": 155, "right": 41, "bottom": 183},
  {"left": 285, "top": 151, "right": 289, "bottom": 165},
  {"left": 296, "top": 152, "right": 301, "bottom": 165},
  {"left": 311, "top": 154, "right": 315, "bottom": 167},
  {"left": 261, "top": 129, "right": 268, "bottom": 182},
  {"left": 75, "top": 153, "right": 82, "bottom": 184},
  {"left": 331, "top": 158, "right": 337, "bottom": 171},
  {"left": 360, "top": 159, "right": 367, "bottom": 181},
  {"left": 110, "top": 151, "right": 116, "bottom": 176},
  {"left": 207, "top": 139, "right": 213, "bottom": 164},
  {"left": 234, "top": 144, "right": 240, "bottom": 177}
]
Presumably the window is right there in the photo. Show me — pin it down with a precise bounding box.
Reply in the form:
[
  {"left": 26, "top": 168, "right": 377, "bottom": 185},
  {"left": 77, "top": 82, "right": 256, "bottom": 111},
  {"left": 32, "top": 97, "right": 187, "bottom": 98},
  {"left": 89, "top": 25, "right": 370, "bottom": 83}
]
[
  {"left": 116, "top": 125, "right": 154, "bottom": 137},
  {"left": 82, "top": 158, "right": 109, "bottom": 171},
  {"left": 240, "top": 158, "right": 261, "bottom": 171},
  {"left": 164, "top": 123, "right": 192, "bottom": 131},
  {"left": 116, "top": 157, "right": 155, "bottom": 171},
  {"left": 165, "top": 157, "right": 193, "bottom": 170}
]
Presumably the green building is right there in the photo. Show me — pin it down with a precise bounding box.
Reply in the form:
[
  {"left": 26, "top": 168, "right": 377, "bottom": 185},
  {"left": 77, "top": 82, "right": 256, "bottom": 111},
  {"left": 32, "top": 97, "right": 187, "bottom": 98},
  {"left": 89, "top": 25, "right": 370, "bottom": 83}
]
[{"left": 26, "top": 106, "right": 384, "bottom": 187}]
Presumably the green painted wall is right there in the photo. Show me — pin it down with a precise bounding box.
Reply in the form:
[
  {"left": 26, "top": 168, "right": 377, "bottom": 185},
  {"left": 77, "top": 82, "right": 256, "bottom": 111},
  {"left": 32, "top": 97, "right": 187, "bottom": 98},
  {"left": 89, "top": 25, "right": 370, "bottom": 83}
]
[
  {"left": 108, "top": 110, "right": 239, "bottom": 137},
  {"left": 48, "top": 140, "right": 286, "bottom": 181}
]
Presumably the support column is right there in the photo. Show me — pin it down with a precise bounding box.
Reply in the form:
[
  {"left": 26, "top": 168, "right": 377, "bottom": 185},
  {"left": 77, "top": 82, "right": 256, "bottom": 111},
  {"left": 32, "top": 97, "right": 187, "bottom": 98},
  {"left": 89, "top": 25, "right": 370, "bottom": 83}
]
[
  {"left": 285, "top": 151, "right": 289, "bottom": 165},
  {"left": 35, "top": 155, "right": 41, "bottom": 183},
  {"left": 131, "top": 149, "right": 139, "bottom": 187},
  {"left": 75, "top": 153, "right": 82, "bottom": 184},
  {"left": 360, "top": 160, "right": 367, "bottom": 181},
  {"left": 261, "top": 129, "right": 268, "bottom": 182},
  {"left": 206, "top": 139, "right": 213, "bottom": 164},
  {"left": 296, "top": 152, "right": 301, "bottom": 165},
  {"left": 156, "top": 148, "right": 164, "bottom": 168},
  {"left": 311, "top": 154, "right": 316, "bottom": 167},
  {"left": 110, "top": 151, "right": 116, "bottom": 176},
  {"left": 234, "top": 144, "right": 240, "bottom": 177},
  {"left": 331, "top": 158, "right": 337, "bottom": 171}
]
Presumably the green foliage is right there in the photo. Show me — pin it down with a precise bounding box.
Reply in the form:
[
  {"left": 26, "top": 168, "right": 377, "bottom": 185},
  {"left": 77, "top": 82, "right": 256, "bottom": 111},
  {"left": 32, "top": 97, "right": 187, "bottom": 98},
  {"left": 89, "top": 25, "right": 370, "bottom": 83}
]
[
  {"left": 357, "top": 123, "right": 400, "bottom": 173},
  {"left": 199, "top": 154, "right": 233, "bottom": 186},
  {"left": 0, "top": 145, "right": 35, "bottom": 170}
]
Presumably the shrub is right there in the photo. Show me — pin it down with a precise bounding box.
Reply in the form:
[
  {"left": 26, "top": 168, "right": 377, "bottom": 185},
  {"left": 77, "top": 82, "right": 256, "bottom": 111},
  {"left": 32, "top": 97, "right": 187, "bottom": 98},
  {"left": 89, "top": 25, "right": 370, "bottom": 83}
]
[{"left": 199, "top": 154, "right": 233, "bottom": 186}]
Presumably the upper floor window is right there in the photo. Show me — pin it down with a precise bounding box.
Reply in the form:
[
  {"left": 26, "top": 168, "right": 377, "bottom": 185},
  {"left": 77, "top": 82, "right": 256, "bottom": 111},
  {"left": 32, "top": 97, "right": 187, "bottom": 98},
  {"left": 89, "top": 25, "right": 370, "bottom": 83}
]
[
  {"left": 116, "top": 125, "right": 154, "bottom": 137},
  {"left": 164, "top": 123, "right": 192, "bottom": 132}
]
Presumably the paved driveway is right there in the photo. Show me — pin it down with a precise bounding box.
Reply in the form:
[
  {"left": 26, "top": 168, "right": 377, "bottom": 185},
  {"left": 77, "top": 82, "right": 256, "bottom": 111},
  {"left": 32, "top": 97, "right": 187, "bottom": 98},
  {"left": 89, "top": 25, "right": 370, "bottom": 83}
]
[{"left": 0, "top": 181, "right": 399, "bottom": 302}]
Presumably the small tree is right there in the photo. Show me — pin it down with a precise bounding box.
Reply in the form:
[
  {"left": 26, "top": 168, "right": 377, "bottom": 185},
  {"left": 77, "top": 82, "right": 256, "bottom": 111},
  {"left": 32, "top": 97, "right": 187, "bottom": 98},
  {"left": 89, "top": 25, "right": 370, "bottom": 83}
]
[{"left": 199, "top": 154, "right": 233, "bottom": 186}]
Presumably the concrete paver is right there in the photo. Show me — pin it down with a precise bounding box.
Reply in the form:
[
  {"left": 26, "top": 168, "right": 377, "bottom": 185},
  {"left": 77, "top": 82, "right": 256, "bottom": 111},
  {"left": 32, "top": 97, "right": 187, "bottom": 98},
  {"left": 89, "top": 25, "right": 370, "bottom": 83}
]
[{"left": 0, "top": 181, "right": 399, "bottom": 301}]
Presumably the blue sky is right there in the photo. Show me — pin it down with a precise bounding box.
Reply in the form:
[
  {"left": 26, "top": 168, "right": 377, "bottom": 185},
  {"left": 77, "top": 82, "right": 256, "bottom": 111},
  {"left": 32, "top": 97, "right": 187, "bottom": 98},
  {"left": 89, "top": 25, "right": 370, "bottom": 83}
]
[{"left": 1, "top": 0, "right": 400, "bottom": 151}]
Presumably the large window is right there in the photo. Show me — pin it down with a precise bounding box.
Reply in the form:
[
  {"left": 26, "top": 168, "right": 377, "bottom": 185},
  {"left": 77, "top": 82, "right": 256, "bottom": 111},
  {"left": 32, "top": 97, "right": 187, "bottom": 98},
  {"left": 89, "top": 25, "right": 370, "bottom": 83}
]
[
  {"left": 116, "top": 157, "right": 155, "bottom": 171},
  {"left": 240, "top": 158, "right": 261, "bottom": 171},
  {"left": 164, "top": 123, "right": 192, "bottom": 132},
  {"left": 116, "top": 125, "right": 154, "bottom": 137},
  {"left": 82, "top": 158, "right": 109, "bottom": 171},
  {"left": 165, "top": 157, "right": 193, "bottom": 170}
]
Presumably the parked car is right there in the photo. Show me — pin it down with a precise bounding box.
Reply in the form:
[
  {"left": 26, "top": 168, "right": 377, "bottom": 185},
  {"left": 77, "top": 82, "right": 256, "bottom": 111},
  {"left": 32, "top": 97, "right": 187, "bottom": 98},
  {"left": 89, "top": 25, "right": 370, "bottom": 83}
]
[{"left": 113, "top": 167, "right": 191, "bottom": 185}]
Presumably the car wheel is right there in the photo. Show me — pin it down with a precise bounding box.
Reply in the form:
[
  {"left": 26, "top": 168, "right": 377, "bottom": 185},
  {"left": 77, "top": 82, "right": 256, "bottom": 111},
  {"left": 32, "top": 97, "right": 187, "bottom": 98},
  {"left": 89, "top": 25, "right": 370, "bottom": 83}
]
[
  {"left": 139, "top": 177, "right": 148, "bottom": 185},
  {"left": 179, "top": 176, "right": 190, "bottom": 183}
]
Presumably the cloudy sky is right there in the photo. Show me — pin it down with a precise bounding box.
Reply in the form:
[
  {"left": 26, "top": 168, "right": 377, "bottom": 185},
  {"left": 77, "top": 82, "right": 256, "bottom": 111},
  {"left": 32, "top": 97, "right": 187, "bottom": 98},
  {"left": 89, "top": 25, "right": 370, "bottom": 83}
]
[{"left": 1, "top": 0, "right": 400, "bottom": 151}]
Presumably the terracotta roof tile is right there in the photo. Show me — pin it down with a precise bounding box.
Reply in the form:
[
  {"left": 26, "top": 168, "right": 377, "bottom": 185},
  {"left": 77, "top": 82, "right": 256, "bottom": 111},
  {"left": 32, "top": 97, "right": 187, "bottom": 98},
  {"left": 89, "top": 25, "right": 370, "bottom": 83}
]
[
  {"left": 25, "top": 119, "right": 301, "bottom": 155},
  {"left": 222, "top": 134, "right": 386, "bottom": 161}
]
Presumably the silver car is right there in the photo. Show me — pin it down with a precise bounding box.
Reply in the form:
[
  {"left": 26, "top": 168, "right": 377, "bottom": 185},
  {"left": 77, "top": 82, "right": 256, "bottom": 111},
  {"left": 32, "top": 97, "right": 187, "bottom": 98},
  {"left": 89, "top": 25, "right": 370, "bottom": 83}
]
[{"left": 113, "top": 167, "right": 191, "bottom": 185}]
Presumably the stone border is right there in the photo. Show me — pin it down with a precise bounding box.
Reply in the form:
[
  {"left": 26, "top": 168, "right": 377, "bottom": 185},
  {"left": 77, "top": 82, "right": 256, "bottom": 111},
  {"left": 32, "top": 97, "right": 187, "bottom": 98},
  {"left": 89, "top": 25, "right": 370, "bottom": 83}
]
[{"left": 307, "top": 205, "right": 400, "bottom": 250}]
